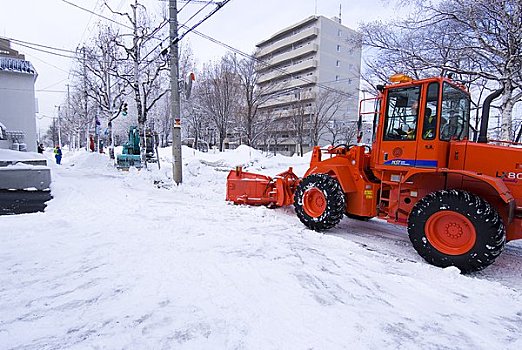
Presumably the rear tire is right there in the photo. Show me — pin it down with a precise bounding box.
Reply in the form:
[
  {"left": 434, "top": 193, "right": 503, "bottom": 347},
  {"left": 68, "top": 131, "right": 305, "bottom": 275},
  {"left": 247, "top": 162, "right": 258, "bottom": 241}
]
[
  {"left": 408, "top": 190, "right": 505, "bottom": 273},
  {"left": 294, "top": 174, "right": 345, "bottom": 231}
]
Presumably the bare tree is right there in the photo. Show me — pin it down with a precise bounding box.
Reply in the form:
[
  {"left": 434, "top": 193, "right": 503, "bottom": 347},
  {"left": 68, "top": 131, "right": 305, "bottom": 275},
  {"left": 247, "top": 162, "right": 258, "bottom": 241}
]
[
  {"left": 325, "top": 120, "right": 358, "bottom": 145},
  {"left": 310, "top": 89, "right": 345, "bottom": 146},
  {"left": 105, "top": 0, "right": 169, "bottom": 159},
  {"left": 55, "top": 84, "right": 97, "bottom": 149},
  {"left": 232, "top": 55, "right": 282, "bottom": 147},
  {"left": 81, "top": 25, "right": 128, "bottom": 156},
  {"left": 198, "top": 55, "right": 241, "bottom": 151},
  {"left": 288, "top": 99, "right": 308, "bottom": 156},
  {"left": 361, "top": 0, "right": 522, "bottom": 141},
  {"left": 145, "top": 41, "right": 196, "bottom": 147}
]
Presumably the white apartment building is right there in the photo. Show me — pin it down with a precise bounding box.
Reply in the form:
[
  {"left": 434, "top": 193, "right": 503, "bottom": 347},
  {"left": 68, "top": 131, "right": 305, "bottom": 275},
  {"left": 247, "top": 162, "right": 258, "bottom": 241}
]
[{"left": 255, "top": 15, "right": 361, "bottom": 155}]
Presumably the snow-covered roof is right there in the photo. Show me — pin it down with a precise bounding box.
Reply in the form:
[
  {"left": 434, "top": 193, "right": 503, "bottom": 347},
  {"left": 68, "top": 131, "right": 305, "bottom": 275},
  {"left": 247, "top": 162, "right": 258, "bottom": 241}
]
[{"left": 0, "top": 57, "right": 36, "bottom": 75}]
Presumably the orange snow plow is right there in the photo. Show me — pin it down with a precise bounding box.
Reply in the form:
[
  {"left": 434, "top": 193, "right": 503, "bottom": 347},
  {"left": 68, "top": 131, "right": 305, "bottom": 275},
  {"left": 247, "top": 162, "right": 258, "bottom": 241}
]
[
  {"left": 226, "top": 166, "right": 299, "bottom": 207},
  {"left": 224, "top": 74, "right": 522, "bottom": 273}
]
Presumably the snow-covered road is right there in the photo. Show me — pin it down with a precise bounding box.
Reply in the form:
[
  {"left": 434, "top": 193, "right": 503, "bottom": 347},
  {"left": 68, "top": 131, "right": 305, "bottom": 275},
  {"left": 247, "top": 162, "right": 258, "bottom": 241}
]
[{"left": 1, "top": 147, "right": 521, "bottom": 349}]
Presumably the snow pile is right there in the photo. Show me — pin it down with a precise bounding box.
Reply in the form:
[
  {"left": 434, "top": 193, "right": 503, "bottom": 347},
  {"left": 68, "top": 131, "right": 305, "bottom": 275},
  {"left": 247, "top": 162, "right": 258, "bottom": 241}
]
[
  {"left": 1, "top": 146, "right": 521, "bottom": 349},
  {"left": 63, "top": 150, "right": 115, "bottom": 171},
  {"left": 0, "top": 149, "right": 46, "bottom": 161}
]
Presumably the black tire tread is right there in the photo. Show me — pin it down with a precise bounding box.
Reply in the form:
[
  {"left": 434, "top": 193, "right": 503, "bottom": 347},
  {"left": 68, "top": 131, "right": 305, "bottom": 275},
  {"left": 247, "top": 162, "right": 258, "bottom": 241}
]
[
  {"left": 294, "top": 174, "right": 345, "bottom": 231},
  {"left": 408, "top": 189, "right": 505, "bottom": 273}
]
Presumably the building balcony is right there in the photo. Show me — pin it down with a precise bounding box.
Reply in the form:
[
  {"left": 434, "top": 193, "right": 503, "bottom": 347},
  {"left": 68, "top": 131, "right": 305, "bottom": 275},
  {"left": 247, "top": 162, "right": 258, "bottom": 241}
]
[
  {"left": 259, "top": 92, "right": 317, "bottom": 111},
  {"left": 258, "top": 60, "right": 318, "bottom": 84},
  {"left": 256, "top": 27, "right": 319, "bottom": 59},
  {"left": 282, "top": 76, "right": 317, "bottom": 90},
  {"left": 257, "top": 44, "right": 318, "bottom": 72}
]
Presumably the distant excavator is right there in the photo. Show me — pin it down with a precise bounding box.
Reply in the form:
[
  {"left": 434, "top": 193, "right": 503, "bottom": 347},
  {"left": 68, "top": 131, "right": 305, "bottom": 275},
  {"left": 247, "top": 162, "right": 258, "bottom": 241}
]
[{"left": 116, "top": 126, "right": 159, "bottom": 169}]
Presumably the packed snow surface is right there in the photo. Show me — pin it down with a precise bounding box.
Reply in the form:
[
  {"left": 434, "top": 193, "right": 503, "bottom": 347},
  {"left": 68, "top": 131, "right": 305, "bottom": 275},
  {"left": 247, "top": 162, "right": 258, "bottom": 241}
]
[{"left": 1, "top": 146, "right": 522, "bottom": 349}]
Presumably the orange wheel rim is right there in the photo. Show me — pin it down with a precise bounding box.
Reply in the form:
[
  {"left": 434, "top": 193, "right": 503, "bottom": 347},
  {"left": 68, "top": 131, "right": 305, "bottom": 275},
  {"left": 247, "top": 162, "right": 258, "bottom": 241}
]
[
  {"left": 425, "top": 211, "right": 476, "bottom": 255},
  {"left": 303, "top": 188, "right": 327, "bottom": 218}
]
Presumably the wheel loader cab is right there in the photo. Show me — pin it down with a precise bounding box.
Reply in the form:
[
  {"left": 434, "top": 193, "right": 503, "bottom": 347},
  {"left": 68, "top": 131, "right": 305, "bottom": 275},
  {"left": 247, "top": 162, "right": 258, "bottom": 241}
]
[{"left": 372, "top": 76, "right": 471, "bottom": 171}]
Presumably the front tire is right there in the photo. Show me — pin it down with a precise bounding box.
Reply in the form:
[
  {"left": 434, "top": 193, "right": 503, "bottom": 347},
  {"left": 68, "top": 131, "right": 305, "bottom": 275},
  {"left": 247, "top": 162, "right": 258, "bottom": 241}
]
[
  {"left": 294, "top": 174, "right": 345, "bottom": 231},
  {"left": 408, "top": 190, "right": 505, "bottom": 273}
]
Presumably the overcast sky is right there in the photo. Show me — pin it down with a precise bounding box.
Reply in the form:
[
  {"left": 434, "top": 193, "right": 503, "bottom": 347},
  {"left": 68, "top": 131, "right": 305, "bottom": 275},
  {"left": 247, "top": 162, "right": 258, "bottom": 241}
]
[{"left": 0, "top": 0, "right": 400, "bottom": 131}]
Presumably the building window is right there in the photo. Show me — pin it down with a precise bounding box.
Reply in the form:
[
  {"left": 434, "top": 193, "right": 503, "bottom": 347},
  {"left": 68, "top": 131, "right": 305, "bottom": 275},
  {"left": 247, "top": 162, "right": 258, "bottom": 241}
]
[
  {"left": 336, "top": 75, "right": 340, "bottom": 81},
  {"left": 338, "top": 29, "right": 342, "bottom": 37},
  {"left": 337, "top": 45, "right": 341, "bottom": 52},
  {"left": 336, "top": 60, "right": 340, "bottom": 67}
]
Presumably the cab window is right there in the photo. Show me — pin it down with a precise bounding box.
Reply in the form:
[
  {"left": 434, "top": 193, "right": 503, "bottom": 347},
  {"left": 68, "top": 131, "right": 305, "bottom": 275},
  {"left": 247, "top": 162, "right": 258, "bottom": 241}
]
[
  {"left": 384, "top": 86, "right": 420, "bottom": 141},
  {"left": 422, "top": 83, "right": 439, "bottom": 140},
  {"left": 440, "top": 82, "right": 470, "bottom": 141},
  {"left": 372, "top": 98, "right": 381, "bottom": 143}
]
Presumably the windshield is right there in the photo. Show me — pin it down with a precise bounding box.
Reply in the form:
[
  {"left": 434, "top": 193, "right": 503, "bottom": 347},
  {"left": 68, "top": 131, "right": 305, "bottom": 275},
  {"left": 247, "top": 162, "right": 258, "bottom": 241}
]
[
  {"left": 383, "top": 86, "right": 421, "bottom": 141},
  {"left": 440, "top": 82, "right": 470, "bottom": 141}
]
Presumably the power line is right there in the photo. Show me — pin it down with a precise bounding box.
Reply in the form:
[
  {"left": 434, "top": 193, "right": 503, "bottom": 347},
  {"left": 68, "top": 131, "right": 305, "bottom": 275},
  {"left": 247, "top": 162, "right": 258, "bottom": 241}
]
[
  {"left": 184, "top": 27, "right": 353, "bottom": 98},
  {"left": 78, "top": 0, "right": 103, "bottom": 46},
  {"left": 179, "top": 0, "right": 220, "bottom": 3},
  {"left": 59, "top": 0, "right": 169, "bottom": 64},
  {"left": 0, "top": 87, "right": 66, "bottom": 93},
  {"left": 54, "top": 0, "right": 229, "bottom": 71},
  {"left": 141, "top": 0, "right": 221, "bottom": 62},
  {"left": 61, "top": 0, "right": 134, "bottom": 30},
  {"left": 178, "top": 0, "right": 194, "bottom": 13},
  {"left": 40, "top": 78, "right": 69, "bottom": 91},
  {"left": 36, "top": 114, "right": 55, "bottom": 120},
  {"left": 176, "top": 0, "right": 231, "bottom": 44},
  {"left": 115, "top": 0, "right": 127, "bottom": 12},
  {"left": 139, "top": 1, "right": 352, "bottom": 98},
  {"left": 15, "top": 1, "right": 351, "bottom": 99},
  {"left": 7, "top": 40, "right": 77, "bottom": 60},
  {"left": 178, "top": 0, "right": 214, "bottom": 30},
  {"left": 5, "top": 37, "right": 77, "bottom": 54},
  {"left": 3, "top": 35, "right": 127, "bottom": 65},
  {"left": 21, "top": 50, "right": 72, "bottom": 74},
  {"left": 139, "top": 0, "right": 231, "bottom": 68}
]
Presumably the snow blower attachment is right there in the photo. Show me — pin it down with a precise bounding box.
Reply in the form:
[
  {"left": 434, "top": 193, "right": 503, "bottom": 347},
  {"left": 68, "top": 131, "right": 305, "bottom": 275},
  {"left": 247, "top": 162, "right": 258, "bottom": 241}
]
[{"left": 226, "top": 166, "right": 299, "bottom": 207}]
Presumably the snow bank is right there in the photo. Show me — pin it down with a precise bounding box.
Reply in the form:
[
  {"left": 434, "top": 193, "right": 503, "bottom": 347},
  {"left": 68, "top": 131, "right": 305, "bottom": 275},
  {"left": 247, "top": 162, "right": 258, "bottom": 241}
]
[{"left": 0, "top": 149, "right": 46, "bottom": 161}]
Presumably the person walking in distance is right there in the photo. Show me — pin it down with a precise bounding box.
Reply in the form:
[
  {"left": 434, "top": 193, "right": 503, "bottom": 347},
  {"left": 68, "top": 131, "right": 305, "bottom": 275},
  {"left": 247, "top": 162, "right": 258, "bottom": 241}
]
[{"left": 54, "top": 145, "right": 62, "bottom": 165}]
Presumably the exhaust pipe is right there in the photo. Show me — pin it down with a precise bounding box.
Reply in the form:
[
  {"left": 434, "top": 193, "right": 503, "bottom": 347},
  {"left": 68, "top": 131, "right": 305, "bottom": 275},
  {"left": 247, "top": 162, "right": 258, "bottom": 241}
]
[{"left": 478, "top": 88, "right": 504, "bottom": 143}]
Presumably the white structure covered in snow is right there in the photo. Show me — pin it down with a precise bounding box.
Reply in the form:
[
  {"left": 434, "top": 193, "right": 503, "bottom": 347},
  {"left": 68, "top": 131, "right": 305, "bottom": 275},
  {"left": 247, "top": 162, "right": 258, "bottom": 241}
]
[{"left": 0, "top": 38, "right": 38, "bottom": 152}]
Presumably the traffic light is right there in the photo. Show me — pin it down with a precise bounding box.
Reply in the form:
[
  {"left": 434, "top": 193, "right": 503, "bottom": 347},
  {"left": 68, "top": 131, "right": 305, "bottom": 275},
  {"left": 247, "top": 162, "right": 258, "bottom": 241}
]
[{"left": 122, "top": 102, "right": 128, "bottom": 116}]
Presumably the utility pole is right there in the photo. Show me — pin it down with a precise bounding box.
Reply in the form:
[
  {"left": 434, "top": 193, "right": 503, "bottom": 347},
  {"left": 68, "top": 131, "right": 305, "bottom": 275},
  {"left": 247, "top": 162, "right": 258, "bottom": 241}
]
[
  {"left": 55, "top": 105, "right": 62, "bottom": 147},
  {"left": 83, "top": 46, "right": 89, "bottom": 150},
  {"left": 132, "top": 0, "right": 147, "bottom": 165},
  {"left": 66, "top": 84, "right": 71, "bottom": 149},
  {"left": 170, "top": 0, "right": 182, "bottom": 184},
  {"left": 106, "top": 38, "right": 114, "bottom": 159},
  {"left": 52, "top": 117, "right": 56, "bottom": 146}
]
